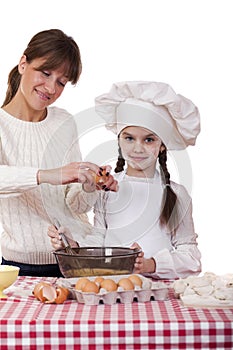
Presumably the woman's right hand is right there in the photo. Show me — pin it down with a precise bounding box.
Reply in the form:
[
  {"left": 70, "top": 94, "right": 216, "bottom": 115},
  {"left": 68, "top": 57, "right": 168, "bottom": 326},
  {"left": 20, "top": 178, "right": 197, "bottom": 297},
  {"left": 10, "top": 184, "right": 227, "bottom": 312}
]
[
  {"left": 48, "top": 225, "right": 78, "bottom": 250},
  {"left": 37, "top": 162, "right": 118, "bottom": 192},
  {"left": 38, "top": 162, "right": 102, "bottom": 186}
]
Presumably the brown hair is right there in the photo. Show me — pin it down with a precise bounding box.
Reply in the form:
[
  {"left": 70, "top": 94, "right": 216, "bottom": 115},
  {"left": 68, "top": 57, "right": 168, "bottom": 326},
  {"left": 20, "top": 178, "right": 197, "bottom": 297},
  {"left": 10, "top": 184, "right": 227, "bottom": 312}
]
[
  {"left": 158, "top": 147, "right": 178, "bottom": 231},
  {"left": 115, "top": 144, "right": 178, "bottom": 231},
  {"left": 2, "top": 29, "right": 82, "bottom": 107}
]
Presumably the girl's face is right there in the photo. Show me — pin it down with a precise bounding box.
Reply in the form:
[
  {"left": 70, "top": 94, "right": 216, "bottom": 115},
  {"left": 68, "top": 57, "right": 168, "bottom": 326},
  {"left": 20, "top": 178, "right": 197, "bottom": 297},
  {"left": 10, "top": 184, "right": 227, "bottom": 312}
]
[
  {"left": 18, "top": 55, "right": 68, "bottom": 112},
  {"left": 119, "top": 126, "right": 164, "bottom": 177}
]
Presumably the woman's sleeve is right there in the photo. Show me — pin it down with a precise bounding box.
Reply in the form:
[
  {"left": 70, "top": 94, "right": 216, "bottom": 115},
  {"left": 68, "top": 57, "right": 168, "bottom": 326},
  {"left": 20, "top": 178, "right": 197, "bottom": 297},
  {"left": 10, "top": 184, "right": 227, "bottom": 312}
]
[
  {"left": 0, "top": 165, "right": 38, "bottom": 198},
  {"left": 148, "top": 187, "right": 202, "bottom": 279}
]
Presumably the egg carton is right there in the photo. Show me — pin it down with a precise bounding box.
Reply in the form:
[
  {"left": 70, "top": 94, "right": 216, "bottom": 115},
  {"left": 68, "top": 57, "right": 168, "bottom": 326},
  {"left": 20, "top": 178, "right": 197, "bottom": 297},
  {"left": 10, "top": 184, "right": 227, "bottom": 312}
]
[{"left": 58, "top": 274, "right": 169, "bottom": 305}]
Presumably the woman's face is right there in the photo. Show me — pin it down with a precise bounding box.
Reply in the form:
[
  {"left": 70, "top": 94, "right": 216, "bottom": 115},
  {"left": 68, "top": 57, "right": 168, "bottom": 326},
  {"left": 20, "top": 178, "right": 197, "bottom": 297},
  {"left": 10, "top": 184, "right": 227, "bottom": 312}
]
[
  {"left": 18, "top": 55, "right": 68, "bottom": 112},
  {"left": 119, "top": 126, "right": 164, "bottom": 177}
]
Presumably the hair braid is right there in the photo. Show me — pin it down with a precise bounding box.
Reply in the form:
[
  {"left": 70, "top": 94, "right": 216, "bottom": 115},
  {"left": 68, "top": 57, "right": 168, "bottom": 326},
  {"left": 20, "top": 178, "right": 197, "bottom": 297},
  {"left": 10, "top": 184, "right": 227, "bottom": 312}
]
[
  {"left": 158, "top": 147, "right": 178, "bottom": 231},
  {"left": 114, "top": 145, "right": 125, "bottom": 173}
]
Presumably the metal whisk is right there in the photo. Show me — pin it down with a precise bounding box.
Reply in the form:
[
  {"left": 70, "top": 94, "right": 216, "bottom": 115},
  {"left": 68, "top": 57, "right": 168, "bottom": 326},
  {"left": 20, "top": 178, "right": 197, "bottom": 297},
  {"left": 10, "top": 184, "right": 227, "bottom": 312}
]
[{"left": 53, "top": 219, "right": 78, "bottom": 256}]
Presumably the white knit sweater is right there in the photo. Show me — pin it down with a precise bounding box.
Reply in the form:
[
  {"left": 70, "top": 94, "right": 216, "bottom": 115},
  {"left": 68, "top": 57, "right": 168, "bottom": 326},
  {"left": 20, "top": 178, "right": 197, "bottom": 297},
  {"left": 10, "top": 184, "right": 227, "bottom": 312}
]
[{"left": 0, "top": 106, "right": 97, "bottom": 265}]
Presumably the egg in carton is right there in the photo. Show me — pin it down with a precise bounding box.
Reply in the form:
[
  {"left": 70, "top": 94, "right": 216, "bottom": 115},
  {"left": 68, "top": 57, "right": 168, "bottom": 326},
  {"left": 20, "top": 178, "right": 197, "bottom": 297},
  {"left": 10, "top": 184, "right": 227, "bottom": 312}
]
[{"left": 58, "top": 274, "right": 169, "bottom": 305}]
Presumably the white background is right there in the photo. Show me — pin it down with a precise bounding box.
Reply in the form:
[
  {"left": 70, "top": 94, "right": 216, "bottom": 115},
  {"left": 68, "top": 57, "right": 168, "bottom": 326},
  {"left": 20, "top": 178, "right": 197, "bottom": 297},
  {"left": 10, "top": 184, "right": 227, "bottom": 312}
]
[{"left": 0, "top": 0, "right": 232, "bottom": 275}]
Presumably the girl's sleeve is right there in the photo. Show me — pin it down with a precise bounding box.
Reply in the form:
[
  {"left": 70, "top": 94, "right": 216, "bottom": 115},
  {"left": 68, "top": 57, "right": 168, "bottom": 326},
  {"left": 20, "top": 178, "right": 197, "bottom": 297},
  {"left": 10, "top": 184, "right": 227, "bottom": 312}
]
[
  {"left": 0, "top": 165, "right": 38, "bottom": 198},
  {"left": 77, "top": 192, "right": 107, "bottom": 247},
  {"left": 65, "top": 183, "right": 98, "bottom": 214},
  {"left": 88, "top": 191, "right": 108, "bottom": 245},
  {"left": 147, "top": 186, "right": 202, "bottom": 279}
]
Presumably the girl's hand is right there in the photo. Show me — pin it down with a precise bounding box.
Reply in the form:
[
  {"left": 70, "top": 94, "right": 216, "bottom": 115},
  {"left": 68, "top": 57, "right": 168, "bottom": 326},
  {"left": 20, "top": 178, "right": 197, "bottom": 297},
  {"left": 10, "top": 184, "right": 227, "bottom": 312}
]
[
  {"left": 92, "top": 166, "right": 118, "bottom": 192},
  {"left": 130, "top": 242, "right": 144, "bottom": 274},
  {"left": 131, "top": 242, "right": 156, "bottom": 274}
]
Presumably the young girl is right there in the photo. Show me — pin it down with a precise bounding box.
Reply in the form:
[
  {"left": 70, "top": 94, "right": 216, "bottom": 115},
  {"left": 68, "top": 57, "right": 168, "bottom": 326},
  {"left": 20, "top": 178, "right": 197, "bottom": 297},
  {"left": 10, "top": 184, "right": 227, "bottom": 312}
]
[
  {"left": 0, "top": 29, "right": 117, "bottom": 277},
  {"left": 49, "top": 81, "right": 201, "bottom": 279}
]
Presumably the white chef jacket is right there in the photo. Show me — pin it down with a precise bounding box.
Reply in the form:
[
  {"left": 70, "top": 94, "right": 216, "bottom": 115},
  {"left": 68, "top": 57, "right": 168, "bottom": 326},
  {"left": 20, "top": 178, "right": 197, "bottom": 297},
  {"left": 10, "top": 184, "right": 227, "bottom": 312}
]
[{"left": 91, "top": 170, "right": 201, "bottom": 279}]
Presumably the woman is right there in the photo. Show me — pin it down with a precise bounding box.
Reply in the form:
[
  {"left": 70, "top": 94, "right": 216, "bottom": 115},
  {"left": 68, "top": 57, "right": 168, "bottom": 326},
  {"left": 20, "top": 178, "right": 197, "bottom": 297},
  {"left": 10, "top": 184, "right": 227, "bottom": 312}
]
[
  {"left": 0, "top": 29, "right": 117, "bottom": 277},
  {"left": 49, "top": 81, "right": 202, "bottom": 279}
]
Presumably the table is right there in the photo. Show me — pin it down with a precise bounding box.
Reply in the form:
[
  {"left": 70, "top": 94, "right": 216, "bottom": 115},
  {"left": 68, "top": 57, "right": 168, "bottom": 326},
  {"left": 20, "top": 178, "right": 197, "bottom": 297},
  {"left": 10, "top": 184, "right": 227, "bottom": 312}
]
[{"left": 0, "top": 276, "right": 233, "bottom": 350}]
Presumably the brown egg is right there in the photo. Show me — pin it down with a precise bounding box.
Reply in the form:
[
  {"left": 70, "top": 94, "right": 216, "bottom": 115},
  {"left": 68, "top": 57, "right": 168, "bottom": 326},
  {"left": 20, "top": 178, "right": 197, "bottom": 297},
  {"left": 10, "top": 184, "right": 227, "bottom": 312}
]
[
  {"left": 94, "top": 276, "right": 105, "bottom": 285},
  {"left": 100, "top": 278, "right": 118, "bottom": 292},
  {"left": 94, "top": 169, "right": 108, "bottom": 188},
  {"left": 75, "top": 277, "right": 89, "bottom": 291},
  {"left": 118, "top": 278, "right": 135, "bottom": 290},
  {"left": 82, "top": 281, "right": 99, "bottom": 294},
  {"left": 128, "top": 274, "right": 143, "bottom": 288}
]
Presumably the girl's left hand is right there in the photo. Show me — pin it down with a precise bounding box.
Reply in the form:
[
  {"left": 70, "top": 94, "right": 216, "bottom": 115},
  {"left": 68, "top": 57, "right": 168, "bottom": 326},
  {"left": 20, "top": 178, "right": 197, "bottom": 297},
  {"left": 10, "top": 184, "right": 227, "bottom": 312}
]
[
  {"left": 83, "top": 165, "right": 118, "bottom": 193},
  {"left": 130, "top": 242, "right": 156, "bottom": 274},
  {"left": 130, "top": 242, "right": 144, "bottom": 274},
  {"left": 87, "top": 165, "right": 118, "bottom": 192}
]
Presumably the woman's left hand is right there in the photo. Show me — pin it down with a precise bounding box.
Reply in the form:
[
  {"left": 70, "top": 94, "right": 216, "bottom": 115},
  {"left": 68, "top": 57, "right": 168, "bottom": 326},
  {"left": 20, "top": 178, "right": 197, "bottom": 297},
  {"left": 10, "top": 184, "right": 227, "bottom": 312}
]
[{"left": 48, "top": 225, "right": 78, "bottom": 250}]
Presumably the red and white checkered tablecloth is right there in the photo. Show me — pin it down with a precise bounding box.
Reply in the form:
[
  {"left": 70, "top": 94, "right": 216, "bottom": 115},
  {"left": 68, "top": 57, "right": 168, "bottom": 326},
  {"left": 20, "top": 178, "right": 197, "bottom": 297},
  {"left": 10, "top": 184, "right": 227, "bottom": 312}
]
[{"left": 0, "top": 276, "right": 233, "bottom": 350}]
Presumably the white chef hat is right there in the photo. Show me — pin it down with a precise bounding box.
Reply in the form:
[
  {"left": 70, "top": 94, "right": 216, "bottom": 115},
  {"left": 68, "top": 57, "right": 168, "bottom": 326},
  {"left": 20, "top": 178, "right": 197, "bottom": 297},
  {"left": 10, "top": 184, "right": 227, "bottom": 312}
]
[{"left": 95, "top": 81, "right": 200, "bottom": 150}]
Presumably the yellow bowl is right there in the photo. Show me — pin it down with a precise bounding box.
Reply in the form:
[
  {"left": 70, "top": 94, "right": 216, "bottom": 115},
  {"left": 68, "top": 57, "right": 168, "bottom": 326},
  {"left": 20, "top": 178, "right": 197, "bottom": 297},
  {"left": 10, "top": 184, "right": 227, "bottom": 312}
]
[{"left": 0, "top": 265, "right": 20, "bottom": 298}]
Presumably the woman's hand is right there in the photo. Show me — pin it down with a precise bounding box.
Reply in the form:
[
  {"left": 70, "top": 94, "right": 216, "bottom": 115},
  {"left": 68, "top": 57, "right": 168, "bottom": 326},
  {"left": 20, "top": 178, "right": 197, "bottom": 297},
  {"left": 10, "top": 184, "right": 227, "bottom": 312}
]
[
  {"left": 38, "top": 162, "right": 104, "bottom": 186},
  {"left": 37, "top": 162, "right": 118, "bottom": 192},
  {"left": 48, "top": 225, "right": 79, "bottom": 250}
]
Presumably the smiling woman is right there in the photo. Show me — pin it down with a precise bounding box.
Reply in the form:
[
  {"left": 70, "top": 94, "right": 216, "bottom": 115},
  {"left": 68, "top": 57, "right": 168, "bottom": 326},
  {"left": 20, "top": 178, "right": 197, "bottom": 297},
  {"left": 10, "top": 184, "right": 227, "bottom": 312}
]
[
  {"left": 3, "top": 56, "right": 71, "bottom": 122},
  {"left": 2, "top": 29, "right": 82, "bottom": 112},
  {"left": 0, "top": 29, "right": 117, "bottom": 277}
]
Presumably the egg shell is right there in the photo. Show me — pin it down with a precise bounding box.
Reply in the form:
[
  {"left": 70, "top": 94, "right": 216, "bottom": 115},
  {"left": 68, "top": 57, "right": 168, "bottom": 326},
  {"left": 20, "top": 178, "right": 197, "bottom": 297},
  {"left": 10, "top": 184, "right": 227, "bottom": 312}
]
[
  {"left": 38, "top": 284, "right": 57, "bottom": 303},
  {"left": 33, "top": 282, "right": 51, "bottom": 298},
  {"left": 55, "top": 286, "right": 69, "bottom": 304}
]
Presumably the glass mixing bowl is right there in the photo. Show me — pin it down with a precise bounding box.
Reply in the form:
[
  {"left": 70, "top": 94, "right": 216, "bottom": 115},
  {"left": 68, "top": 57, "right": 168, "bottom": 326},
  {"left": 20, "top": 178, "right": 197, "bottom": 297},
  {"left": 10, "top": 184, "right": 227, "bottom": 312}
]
[{"left": 53, "top": 246, "right": 141, "bottom": 278}]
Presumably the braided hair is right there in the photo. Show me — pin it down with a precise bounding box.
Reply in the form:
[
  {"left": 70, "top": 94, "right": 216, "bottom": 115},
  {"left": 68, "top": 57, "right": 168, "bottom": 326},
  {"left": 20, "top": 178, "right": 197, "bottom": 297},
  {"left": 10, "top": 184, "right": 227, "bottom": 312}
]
[
  {"left": 158, "top": 147, "right": 178, "bottom": 231},
  {"left": 114, "top": 145, "right": 125, "bottom": 173}
]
